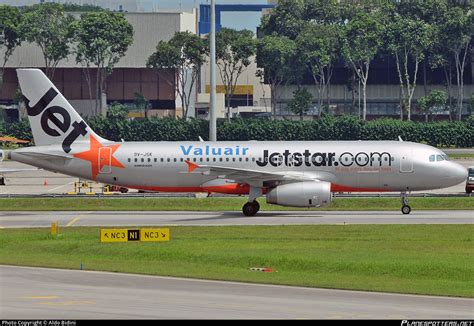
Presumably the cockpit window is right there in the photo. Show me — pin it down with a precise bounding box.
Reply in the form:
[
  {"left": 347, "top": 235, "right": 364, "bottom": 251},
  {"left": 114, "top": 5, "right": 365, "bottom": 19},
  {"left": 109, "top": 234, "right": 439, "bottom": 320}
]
[
  {"left": 436, "top": 154, "right": 445, "bottom": 161},
  {"left": 429, "top": 155, "right": 435, "bottom": 162}
]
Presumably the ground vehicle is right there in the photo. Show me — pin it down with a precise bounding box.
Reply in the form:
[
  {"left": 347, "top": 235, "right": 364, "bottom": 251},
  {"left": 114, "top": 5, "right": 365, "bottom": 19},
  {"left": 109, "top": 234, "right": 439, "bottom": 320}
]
[
  {"left": 466, "top": 167, "right": 474, "bottom": 194},
  {"left": 105, "top": 184, "right": 129, "bottom": 193}
]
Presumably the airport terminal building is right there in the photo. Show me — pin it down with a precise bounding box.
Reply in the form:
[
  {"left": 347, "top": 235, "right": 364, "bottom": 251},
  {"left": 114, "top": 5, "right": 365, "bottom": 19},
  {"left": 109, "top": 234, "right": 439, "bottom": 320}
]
[
  {"left": 0, "top": 10, "right": 197, "bottom": 118},
  {"left": 0, "top": 2, "right": 472, "bottom": 121}
]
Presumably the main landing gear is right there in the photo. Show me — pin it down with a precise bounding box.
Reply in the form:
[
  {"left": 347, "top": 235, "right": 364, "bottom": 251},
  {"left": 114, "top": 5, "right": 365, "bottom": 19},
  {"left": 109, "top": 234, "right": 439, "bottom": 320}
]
[
  {"left": 243, "top": 201, "right": 260, "bottom": 217},
  {"left": 242, "top": 186, "right": 262, "bottom": 217},
  {"left": 401, "top": 192, "right": 411, "bottom": 215}
]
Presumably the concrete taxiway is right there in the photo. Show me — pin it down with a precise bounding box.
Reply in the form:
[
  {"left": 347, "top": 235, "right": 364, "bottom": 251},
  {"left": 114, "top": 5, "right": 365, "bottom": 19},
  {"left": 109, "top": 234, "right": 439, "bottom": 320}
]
[
  {"left": 1, "top": 265, "right": 472, "bottom": 319},
  {"left": 0, "top": 210, "right": 472, "bottom": 228}
]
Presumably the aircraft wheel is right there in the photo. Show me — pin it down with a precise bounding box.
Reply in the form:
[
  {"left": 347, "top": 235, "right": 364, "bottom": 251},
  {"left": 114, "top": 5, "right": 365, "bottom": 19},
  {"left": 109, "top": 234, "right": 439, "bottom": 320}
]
[
  {"left": 401, "top": 205, "right": 411, "bottom": 215},
  {"left": 243, "top": 201, "right": 260, "bottom": 217}
]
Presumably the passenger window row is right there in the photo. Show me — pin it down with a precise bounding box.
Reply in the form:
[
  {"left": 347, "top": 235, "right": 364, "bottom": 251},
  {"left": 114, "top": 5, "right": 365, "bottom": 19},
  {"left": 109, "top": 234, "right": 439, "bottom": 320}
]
[{"left": 127, "top": 157, "right": 257, "bottom": 163}]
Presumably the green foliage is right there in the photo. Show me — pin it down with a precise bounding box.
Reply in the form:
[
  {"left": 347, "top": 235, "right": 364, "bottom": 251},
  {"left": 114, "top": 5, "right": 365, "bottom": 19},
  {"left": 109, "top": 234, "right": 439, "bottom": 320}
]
[
  {"left": 1, "top": 119, "right": 33, "bottom": 142},
  {"left": 19, "top": 3, "right": 75, "bottom": 78},
  {"left": 418, "top": 90, "right": 448, "bottom": 114},
  {"left": 341, "top": 11, "right": 384, "bottom": 120},
  {"left": 469, "top": 93, "right": 474, "bottom": 115},
  {"left": 2, "top": 116, "right": 472, "bottom": 148},
  {"left": 0, "top": 5, "right": 22, "bottom": 69},
  {"left": 257, "top": 35, "right": 300, "bottom": 113},
  {"left": 74, "top": 11, "right": 133, "bottom": 115},
  {"left": 342, "top": 12, "right": 384, "bottom": 66},
  {"left": 288, "top": 87, "right": 313, "bottom": 119},
  {"left": 147, "top": 31, "right": 208, "bottom": 120},
  {"left": 74, "top": 11, "right": 133, "bottom": 69},
  {"left": 63, "top": 4, "right": 106, "bottom": 12},
  {"left": 133, "top": 92, "right": 150, "bottom": 118},
  {"left": 257, "top": 36, "right": 297, "bottom": 83},
  {"left": 260, "top": 0, "right": 306, "bottom": 39},
  {"left": 215, "top": 28, "right": 257, "bottom": 113}
]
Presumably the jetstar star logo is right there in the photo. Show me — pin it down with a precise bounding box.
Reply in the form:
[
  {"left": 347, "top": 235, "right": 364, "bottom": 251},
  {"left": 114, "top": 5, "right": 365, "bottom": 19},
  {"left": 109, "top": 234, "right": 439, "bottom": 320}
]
[{"left": 73, "top": 135, "right": 125, "bottom": 180}]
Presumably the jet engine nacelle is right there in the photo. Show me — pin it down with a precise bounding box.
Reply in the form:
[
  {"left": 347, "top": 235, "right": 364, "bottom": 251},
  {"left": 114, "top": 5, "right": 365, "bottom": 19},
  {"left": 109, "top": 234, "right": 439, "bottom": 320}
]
[{"left": 266, "top": 181, "right": 332, "bottom": 207}]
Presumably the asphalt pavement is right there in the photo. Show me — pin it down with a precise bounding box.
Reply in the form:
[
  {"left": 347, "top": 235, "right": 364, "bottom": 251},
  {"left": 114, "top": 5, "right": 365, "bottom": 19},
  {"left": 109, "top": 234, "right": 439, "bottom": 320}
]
[
  {"left": 0, "top": 210, "right": 472, "bottom": 228},
  {"left": 1, "top": 265, "right": 472, "bottom": 319}
]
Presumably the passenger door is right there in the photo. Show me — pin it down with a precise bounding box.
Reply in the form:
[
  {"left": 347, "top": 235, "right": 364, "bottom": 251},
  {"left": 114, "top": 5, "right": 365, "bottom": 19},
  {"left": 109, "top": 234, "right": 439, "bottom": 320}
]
[{"left": 400, "top": 150, "right": 413, "bottom": 173}]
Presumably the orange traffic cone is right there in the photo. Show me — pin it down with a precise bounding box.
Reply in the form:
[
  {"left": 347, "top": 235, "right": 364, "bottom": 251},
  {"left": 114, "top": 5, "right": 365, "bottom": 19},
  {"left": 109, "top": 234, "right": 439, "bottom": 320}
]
[{"left": 44, "top": 179, "right": 48, "bottom": 186}]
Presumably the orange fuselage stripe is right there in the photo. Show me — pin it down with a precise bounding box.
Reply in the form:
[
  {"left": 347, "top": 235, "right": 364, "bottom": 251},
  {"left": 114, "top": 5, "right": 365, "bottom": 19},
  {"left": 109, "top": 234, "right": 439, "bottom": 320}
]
[{"left": 124, "top": 183, "right": 389, "bottom": 194}]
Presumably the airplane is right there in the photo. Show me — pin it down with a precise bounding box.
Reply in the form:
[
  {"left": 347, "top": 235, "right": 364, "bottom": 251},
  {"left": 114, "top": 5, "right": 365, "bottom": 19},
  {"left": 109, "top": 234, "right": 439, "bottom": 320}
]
[{"left": 2, "top": 69, "right": 467, "bottom": 216}]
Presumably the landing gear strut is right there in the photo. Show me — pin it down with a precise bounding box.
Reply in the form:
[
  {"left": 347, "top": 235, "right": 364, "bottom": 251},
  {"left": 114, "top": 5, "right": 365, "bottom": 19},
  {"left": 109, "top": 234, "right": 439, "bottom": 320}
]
[
  {"left": 401, "top": 193, "right": 411, "bottom": 215},
  {"left": 243, "top": 201, "right": 260, "bottom": 217},
  {"left": 242, "top": 186, "right": 262, "bottom": 217}
]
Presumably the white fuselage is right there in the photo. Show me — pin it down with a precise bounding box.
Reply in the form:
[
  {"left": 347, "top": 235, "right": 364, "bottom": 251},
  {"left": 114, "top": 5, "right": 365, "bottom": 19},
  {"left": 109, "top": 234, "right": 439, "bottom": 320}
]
[{"left": 11, "top": 140, "right": 467, "bottom": 194}]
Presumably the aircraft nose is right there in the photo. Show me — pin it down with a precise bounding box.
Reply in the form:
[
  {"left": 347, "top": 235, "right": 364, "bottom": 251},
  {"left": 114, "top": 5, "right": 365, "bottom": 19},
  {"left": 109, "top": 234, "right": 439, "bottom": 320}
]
[{"left": 449, "top": 163, "right": 468, "bottom": 184}]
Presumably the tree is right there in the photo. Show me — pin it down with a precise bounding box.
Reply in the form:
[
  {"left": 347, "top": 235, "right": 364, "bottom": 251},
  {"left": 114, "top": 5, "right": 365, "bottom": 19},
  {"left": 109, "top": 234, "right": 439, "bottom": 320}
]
[
  {"left": 417, "top": 90, "right": 447, "bottom": 122},
  {"left": 297, "top": 23, "right": 340, "bottom": 116},
  {"left": 288, "top": 87, "right": 313, "bottom": 120},
  {"left": 260, "top": 0, "right": 306, "bottom": 39},
  {"left": 215, "top": 28, "right": 257, "bottom": 122},
  {"left": 147, "top": 31, "right": 208, "bottom": 120},
  {"left": 74, "top": 12, "right": 134, "bottom": 116},
  {"left": 134, "top": 92, "right": 150, "bottom": 119},
  {"left": 386, "top": 15, "right": 433, "bottom": 121},
  {"left": 19, "top": 3, "right": 75, "bottom": 79},
  {"left": 257, "top": 35, "right": 298, "bottom": 118},
  {"left": 342, "top": 12, "right": 384, "bottom": 120},
  {"left": 442, "top": 6, "right": 473, "bottom": 120},
  {"left": 0, "top": 5, "right": 21, "bottom": 90}
]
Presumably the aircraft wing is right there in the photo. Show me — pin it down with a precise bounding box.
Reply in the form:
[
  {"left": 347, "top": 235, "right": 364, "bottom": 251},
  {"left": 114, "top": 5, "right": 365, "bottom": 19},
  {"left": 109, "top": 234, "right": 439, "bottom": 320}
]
[{"left": 184, "top": 161, "right": 336, "bottom": 187}]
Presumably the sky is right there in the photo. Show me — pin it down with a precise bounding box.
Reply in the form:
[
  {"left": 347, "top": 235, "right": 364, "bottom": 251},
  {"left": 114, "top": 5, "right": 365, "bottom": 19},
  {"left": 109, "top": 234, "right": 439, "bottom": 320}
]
[{"left": 1, "top": 0, "right": 270, "bottom": 32}]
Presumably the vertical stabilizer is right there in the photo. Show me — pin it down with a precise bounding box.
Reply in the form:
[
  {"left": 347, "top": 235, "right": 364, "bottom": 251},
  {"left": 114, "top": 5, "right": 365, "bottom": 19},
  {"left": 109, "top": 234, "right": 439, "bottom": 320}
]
[{"left": 16, "top": 69, "right": 106, "bottom": 152}]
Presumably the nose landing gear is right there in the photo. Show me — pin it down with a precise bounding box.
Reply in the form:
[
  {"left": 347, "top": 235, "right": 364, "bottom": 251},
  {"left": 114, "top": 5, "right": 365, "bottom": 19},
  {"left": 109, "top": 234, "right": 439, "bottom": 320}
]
[{"left": 401, "top": 193, "right": 411, "bottom": 214}]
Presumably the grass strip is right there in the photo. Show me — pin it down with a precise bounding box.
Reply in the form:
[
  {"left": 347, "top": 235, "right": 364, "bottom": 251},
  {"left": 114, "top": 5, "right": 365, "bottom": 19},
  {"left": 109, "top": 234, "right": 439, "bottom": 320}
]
[
  {"left": 0, "top": 225, "right": 472, "bottom": 297},
  {"left": 0, "top": 197, "right": 472, "bottom": 211}
]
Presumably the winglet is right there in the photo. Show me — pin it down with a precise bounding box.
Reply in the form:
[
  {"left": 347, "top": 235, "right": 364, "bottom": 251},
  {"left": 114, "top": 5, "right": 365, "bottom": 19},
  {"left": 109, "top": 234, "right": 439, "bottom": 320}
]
[
  {"left": 398, "top": 136, "right": 404, "bottom": 142},
  {"left": 198, "top": 136, "right": 204, "bottom": 142},
  {"left": 185, "top": 160, "right": 200, "bottom": 173}
]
